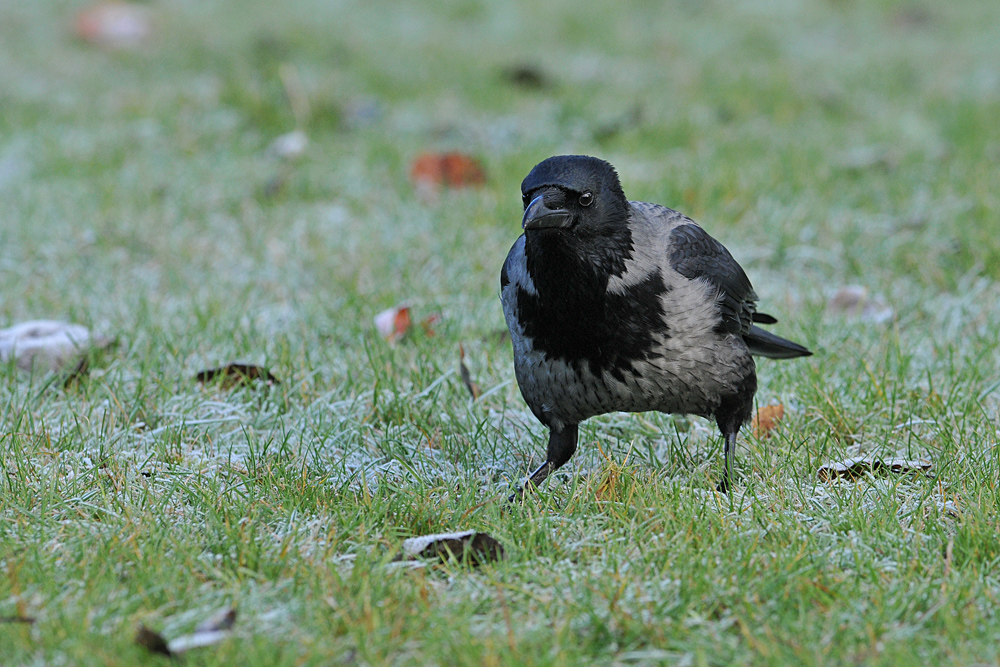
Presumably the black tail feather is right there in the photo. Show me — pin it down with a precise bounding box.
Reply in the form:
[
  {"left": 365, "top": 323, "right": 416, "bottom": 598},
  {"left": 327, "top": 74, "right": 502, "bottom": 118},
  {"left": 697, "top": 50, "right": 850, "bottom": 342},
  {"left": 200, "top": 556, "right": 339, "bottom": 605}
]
[{"left": 744, "top": 325, "right": 812, "bottom": 359}]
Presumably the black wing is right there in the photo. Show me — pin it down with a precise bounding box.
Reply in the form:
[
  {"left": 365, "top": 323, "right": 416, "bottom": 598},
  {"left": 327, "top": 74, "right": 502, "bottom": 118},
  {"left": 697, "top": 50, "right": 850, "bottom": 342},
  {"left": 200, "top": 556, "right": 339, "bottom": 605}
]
[{"left": 668, "top": 223, "right": 757, "bottom": 336}]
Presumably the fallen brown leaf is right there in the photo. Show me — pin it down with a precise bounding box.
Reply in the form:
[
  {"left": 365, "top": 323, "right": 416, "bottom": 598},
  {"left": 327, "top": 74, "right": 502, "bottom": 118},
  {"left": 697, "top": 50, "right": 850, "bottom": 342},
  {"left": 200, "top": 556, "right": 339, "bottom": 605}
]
[
  {"left": 818, "top": 456, "right": 933, "bottom": 481},
  {"left": 459, "top": 343, "right": 480, "bottom": 400},
  {"left": 374, "top": 304, "right": 412, "bottom": 342},
  {"left": 135, "top": 624, "right": 173, "bottom": 657},
  {"left": 167, "top": 607, "right": 237, "bottom": 653},
  {"left": 502, "top": 64, "right": 550, "bottom": 89},
  {"left": 827, "top": 285, "right": 894, "bottom": 323},
  {"left": 752, "top": 404, "right": 785, "bottom": 438},
  {"left": 195, "top": 363, "right": 281, "bottom": 388},
  {"left": 401, "top": 530, "right": 504, "bottom": 566},
  {"left": 410, "top": 152, "right": 486, "bottom": 190},
  {"left": 135, "top": 608, "right": 237, "bottom": 657},
  {"left": 194, "top": 607, "right": 237, "bottom": 633}
]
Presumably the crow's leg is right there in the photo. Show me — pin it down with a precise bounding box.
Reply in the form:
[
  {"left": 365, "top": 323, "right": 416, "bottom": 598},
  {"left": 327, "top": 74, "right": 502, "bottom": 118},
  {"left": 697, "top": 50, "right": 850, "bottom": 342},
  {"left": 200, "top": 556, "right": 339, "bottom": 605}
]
[
  {"left": 529, "top": 424, "right": 579, "bottom": 488},
  {"left": 714, "top": 371, "right": 755, "bottom": 494},
  {"left": 716, "top": 429, "right": 738, "bottom": 494},
  {"left": 509, "top": 424, "right": 578, "bottom": 502}
]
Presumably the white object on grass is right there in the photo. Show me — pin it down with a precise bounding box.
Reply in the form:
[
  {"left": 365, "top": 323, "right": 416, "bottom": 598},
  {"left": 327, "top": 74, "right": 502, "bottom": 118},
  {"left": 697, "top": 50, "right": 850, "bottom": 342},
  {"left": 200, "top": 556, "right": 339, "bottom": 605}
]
[
  {"left": 0, "top": 320, "right": 102, "bottom": 372},
  {"left": 268, "top": 130, "right": 309, "bottom": 160}
]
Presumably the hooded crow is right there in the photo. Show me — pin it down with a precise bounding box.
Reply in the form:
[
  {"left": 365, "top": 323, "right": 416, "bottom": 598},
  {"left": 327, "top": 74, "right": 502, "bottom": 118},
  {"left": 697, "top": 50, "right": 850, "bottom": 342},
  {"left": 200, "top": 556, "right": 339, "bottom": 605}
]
[{"left": 501, "top": 155, "right": 811, "bottom": 495}]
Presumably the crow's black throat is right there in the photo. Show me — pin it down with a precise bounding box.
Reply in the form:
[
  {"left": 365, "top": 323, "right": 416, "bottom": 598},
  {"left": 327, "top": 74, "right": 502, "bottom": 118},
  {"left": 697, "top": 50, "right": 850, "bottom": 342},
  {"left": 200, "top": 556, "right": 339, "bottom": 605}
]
[{"left": 518, "top": 230, "right": 669, "bottom": 380}]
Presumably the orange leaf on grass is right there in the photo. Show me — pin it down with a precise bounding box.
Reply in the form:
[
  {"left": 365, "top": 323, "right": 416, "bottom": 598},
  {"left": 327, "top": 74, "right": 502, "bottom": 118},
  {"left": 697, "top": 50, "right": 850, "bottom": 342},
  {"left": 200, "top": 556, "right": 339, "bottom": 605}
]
[
  {"left": 374, "top": 304, "right": 412, "bottom": 342},
  {"left": 751, "top": 404, "right": 784, "bottom": 438},
  {"left": 410, "top": 152, "right": 486, "bottom": 189}
]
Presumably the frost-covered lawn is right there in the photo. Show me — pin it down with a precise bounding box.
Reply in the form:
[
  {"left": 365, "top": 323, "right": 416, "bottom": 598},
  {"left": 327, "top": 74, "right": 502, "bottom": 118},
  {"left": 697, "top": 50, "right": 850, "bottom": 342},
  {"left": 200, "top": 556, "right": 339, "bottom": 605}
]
[{"left": 3, "top": 1, "right": 1000, "bottom": 664}]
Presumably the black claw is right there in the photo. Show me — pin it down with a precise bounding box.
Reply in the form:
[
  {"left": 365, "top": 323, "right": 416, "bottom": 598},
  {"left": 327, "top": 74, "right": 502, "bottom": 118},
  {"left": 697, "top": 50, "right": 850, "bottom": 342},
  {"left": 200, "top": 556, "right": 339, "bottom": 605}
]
[
  {"left": 508, "top": 425, "right": 579, "bottom": 505},
  {"left": 508, "top": 479, "right": 533, "bottom": 504}
]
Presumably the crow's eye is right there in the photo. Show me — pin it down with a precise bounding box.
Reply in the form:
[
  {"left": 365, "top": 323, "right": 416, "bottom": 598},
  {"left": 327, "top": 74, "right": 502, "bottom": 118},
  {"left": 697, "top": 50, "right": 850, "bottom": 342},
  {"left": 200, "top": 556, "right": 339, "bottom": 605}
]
[
  {"left": 522, "top": 195, "right": 531, "bottom": 208},
  {"left": 579, "top": 192, "right": 594, "bottom": 207}
]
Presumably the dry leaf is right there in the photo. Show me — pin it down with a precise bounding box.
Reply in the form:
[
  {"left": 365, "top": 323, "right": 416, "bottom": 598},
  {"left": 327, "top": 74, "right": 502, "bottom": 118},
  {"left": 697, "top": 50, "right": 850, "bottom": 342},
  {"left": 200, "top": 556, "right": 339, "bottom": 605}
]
[
  {"left": 194, "top": 607, "right": 237, "bottom": 633},
  {"left": 168, "top": 607, "right": 237, "bottom": 653},
  {"left": 374, "top": 304, "right": 412, "bottom": 342},
  {"left": 410, "top": 152, "right": 486, "bottom": 190},
  {"left": 135, "top": 624, "right": 173, "bottom": 657},
  {"left": 74, "top": 3, "right": 153, "bottom": 49},
  {"left": 503, "top": 64, "right": 550, "bottom": 89},
  {"left": 826, "top": 285, "right": 894, "bottom": 324},
  {"left": 136, "top": 608, "right": 237, "bottom": 657},
  {"left": 459, "top": 343, "right": 480, "bottom": 400},
  {"left": 401, "top": 530, "right": 504, "bottom": 566},
  {"left": 818, "top": 456, "right": 933, "bottom": 481},
  {"left": 752, "top": 404, "right": 785, "bottom": 438},
  {"left": 167, "top": 629, "right": 231, "bottom": 654},
  {"left": 883, "top": 458, "right": 933, "bottom": 474},
  {"left": 0, "top": 320, "right": 110, "bottom": 373},
  {"left": 195, "top": 363, "right": 281, "bottom": 388}
]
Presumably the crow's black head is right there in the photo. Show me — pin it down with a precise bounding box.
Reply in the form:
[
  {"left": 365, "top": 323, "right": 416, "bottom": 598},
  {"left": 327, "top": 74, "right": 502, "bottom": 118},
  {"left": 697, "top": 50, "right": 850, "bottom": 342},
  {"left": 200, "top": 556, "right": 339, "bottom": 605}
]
[
  {"left": 519, "top": 155, "right": 634, "bottom": 281},
  {"left": 520, "top": 155, "right": 629, "bottom": 238}
]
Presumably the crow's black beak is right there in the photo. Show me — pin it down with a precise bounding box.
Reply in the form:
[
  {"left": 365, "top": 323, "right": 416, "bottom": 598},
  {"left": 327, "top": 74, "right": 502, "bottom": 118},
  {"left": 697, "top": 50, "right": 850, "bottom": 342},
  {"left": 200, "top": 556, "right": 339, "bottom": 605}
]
[{"left": 522, "top": 195, "right": 572, "bottom": 231}]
